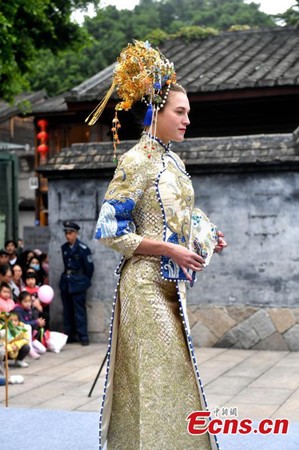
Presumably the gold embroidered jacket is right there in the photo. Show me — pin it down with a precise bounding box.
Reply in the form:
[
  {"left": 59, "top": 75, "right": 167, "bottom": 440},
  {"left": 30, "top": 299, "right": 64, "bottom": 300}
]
[{"left": 95, "top": 133, "right": 195, "bottom": 281}]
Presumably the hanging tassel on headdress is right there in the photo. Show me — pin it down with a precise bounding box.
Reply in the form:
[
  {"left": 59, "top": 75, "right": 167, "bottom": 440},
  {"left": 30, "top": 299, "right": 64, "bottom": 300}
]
[
  {"left": 85, "top": 80, "right": 116, "bottom": 126},
  {"left": 143, "top": 103, "right": 153, "bottom": 126},
  {"left": 111, "top": 112, "right": 121, "bottom": 163}
]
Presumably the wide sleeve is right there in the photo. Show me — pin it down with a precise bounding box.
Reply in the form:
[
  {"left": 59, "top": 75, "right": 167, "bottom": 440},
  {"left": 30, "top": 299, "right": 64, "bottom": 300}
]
[{"left": 95, "top": 150, "right": 148, "bottom": 258}]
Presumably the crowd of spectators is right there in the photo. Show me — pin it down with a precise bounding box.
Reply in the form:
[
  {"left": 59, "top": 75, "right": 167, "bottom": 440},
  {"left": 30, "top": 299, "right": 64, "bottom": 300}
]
[{"left": 0, "top": 240, "right": 51, "bottom": 386}]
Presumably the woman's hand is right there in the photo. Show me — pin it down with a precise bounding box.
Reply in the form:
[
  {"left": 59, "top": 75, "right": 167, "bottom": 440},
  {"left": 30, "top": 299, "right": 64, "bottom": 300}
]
[
  {"left": 134, "top": 238, "right": 205, "bottom": 281},
  {"left": 214, "top": 230, "right": 228, "bottom": 253},
  {"left": 168, "top": 244, "right": 205, "bottom": 281}
]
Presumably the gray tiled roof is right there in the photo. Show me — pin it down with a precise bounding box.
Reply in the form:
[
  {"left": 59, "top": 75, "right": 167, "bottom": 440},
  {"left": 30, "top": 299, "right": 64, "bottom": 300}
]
[
  {"left": 39, "top": 127, "right": 299, "bottom": 174},
  {"left": 66, "top": 64, "right": 116, "bottom": 103},
  {"left": 65, "top": 26, "right": 299, "bottom": 103},
  {"left": 30, "top": 93, "right": 67, "bottom": 114},
  {"left": 0, "top": 91, "right": 47, "bottom": 121}
]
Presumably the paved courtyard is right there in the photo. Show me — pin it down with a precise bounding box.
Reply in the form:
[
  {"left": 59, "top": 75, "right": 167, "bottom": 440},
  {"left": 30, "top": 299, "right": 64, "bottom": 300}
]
[{"left": 1, "top": 342, "right": 298, "bottom": 423}]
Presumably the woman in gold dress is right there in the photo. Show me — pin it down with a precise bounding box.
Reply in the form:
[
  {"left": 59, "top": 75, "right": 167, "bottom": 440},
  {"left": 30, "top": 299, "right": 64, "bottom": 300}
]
[{"left": 93, "top": 41, "right": 226, "bottom": 450}]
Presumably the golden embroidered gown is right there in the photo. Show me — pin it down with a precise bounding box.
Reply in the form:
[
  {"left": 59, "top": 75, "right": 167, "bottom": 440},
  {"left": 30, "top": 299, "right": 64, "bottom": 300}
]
[{"left": 95, "top": 133, "right": 220, "bottom": 450}]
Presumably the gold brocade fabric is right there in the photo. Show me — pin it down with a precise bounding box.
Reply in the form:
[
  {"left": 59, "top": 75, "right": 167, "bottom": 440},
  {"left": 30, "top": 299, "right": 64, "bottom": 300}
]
[
  {"left": 107, "top": 258, "right": 211, "bottom": 450},
  {"left": 97, "top": 134, "right": 214, "bottom": 450}
]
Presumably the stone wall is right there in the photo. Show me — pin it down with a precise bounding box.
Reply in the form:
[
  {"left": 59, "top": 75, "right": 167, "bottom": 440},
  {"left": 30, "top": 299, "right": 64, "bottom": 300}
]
[
  {"left": 47, "top": 169, "right": 299, "bottom": 350},
  {"left": 187, "top": 171, "right": 299, "bottom": 309},
  {"left": 188, "top": 305, "right": 299, "bottom": 351}
]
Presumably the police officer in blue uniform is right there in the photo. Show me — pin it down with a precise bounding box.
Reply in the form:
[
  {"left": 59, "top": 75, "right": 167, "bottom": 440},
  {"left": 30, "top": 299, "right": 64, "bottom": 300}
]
[{"left": 59, "top": 221, "right": 94, "bottom": 345}]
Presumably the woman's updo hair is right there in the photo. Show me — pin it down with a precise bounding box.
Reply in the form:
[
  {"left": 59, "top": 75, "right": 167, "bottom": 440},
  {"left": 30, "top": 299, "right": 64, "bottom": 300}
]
[
  {"left": 132, "top": 83, "right": 187, "bottom": 129},
  {"left": 161, "top": 83, "right": 186, "bottom": 99}
]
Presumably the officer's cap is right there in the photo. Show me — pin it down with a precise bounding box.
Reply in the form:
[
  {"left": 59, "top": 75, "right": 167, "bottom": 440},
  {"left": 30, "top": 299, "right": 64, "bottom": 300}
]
[{"left": 63, "top": 221, "right": 80, "bottom": 232}]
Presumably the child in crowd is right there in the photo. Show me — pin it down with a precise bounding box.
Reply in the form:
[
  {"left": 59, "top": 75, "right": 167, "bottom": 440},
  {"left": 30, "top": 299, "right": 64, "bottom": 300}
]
[
  {"left": 0, "top": 337, "right": 24, "bottom": 385},
  {"left": 4, "top": 312, "right": 30, "bottom": 368},
  {"left": 23, "top": 272, "right": 40, "bottom": 303},
  {"left": 0, "top": 282, "right": 15, "bottom": 312},
  {"left": 23, "top": 272, "right": 50, "bottom": 330},
  {"left": 14, "top": 292, "right": 46, "bottom": 356}
]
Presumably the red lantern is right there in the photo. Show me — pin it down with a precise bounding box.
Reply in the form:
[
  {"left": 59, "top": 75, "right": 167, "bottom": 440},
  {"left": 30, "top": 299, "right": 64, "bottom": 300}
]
[
  {"left": 36, "top": 119, "right": 49, "bottom": 160},
  {"left": 37, "top": 131, "right": 49, "bottom": 140},
  {"left": 37, "top": 119, "right": 49, "bottom": 128},
  {"left": 37, "top": 144, "right": 49, "bottom": 154}
]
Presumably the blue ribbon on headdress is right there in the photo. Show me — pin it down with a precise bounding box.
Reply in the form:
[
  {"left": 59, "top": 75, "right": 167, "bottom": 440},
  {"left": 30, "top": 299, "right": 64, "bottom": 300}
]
[{"left": 143, "top": 103, "right": 153, "bottom": 126}]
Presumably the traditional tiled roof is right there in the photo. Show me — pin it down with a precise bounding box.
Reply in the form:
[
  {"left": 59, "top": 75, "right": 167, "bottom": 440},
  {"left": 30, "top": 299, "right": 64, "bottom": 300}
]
[
  {"left": 30, "top": 93, "right": 67, "bottom": 114},
  {"left": 66, "top": 64, "right": 115, "bottom": 103},
  {"left": 0, "top": 91, "right": 47, "bottom": 121},
  {"left": 39, "top": 127, "right": 299, "bottom": 175},
  {"left": 32, "top": 26, "right": 299, "bottom": 114},
  {"left": 65, "top": 26, "right": 299, "bottom": 103}
]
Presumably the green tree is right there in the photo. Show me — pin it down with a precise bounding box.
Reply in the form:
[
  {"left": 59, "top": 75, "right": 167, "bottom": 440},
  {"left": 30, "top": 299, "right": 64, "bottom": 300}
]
[
  {"left": 0, "top": 0, "right": 99, "bottom": 100},
  {"left": 274, "top": 1, "right": 299, "bottom": 25},
  {"left": 191, "top": 1, "right": 274, "bottom": 29},
  {"left": 28, "top": 49, "right": 92, "bottom": 97}
]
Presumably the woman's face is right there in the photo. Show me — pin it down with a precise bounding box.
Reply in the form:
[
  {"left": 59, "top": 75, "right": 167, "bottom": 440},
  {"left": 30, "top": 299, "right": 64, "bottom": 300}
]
[
  {"left": 30, "top": 257, "right": 39, "bottom": 266},
  {"left": 2, "top": 270, "right": 12, "bottom": 284},
  {"left": 155, "top": 91, "right": 190, "bottom": 144},
  {"left": 13, "top": 265, "right": 22, "bottom": 281}
]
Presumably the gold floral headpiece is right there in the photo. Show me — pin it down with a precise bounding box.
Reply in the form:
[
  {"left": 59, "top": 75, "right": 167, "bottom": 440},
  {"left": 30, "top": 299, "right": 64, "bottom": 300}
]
[{"left": 85, "top": 39, "right": 177, "bottom": 161}]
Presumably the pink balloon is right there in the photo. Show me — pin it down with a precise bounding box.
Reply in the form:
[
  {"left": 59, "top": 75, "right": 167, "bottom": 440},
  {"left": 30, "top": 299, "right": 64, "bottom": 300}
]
[{"left": 38, "top": 285, "right": 54, "bottom": 305}]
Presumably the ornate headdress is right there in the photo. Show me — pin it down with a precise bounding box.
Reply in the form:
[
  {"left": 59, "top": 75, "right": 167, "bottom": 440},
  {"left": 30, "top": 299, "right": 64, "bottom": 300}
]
[{"left": 85, "top": 40, "right": 177, "bottom": 161}]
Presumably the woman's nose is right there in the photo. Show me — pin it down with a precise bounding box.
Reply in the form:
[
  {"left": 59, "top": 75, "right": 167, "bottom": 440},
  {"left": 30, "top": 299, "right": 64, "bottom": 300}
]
[{"left": 183, "top": 114, "right": 190, "bottom": 125}]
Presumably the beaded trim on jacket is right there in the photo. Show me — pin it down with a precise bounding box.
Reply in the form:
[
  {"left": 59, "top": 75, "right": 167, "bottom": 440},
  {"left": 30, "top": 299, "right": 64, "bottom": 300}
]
[{"left": 143, "top": 131, "right": 172, "bottom": 152}]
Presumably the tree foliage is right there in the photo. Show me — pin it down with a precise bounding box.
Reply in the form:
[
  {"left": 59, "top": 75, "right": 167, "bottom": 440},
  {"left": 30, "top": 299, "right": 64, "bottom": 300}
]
[
  {"left": 191, "top": 0, "right": 274, "bottom": 29},
  {"left": 274, "top": 1, "right": 299, "bottom": 25},
  {"left": 0, "top": 0, "right": 99, "bottom": 100}
]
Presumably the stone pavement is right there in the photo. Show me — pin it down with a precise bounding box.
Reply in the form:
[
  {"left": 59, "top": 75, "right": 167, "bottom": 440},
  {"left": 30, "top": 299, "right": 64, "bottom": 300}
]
[{"left": 1, "top": 343, "right": 299, "bottom": 423}]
